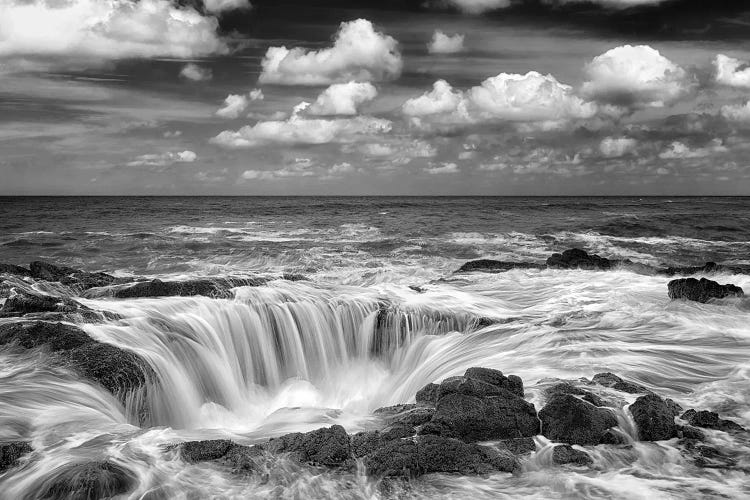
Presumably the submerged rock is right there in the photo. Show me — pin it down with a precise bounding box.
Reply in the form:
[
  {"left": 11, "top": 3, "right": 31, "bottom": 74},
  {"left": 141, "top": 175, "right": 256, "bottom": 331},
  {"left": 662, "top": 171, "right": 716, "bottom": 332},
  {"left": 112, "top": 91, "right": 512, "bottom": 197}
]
[
  {"left": 667, "top": 277, "right": 744, "bottom": 303},
  {"left": 592, "top": 373, "right": 650, "bottom": 395},
  {"left": 680, "top": 409, "right": 745, "bottom": 432},
  {"left": 659, "top": 262, "right": 750, "bottom": 277},
  {"left": 629, "top": 394, "right": 677, "bottom": 441},
  {"left": 110, "top": 277, "right": 266, "bottom": 299},
  {"left": 539, "top": 394, "right": 618, "bottom": 445},
  {"left": 551, "top": 445, "right": 593, "bottom": 466},
  {"left": 36, "top": 461, "right": 136, "bottom": 499},
  {"left": 457, "top": 260, "right": 545, "bottom": 273},
  {"left": 0, "top": 441, "right": 33, "bottom": 473},
  {"left": 546, "top": 249, "right": 617, "bottom": 271}
]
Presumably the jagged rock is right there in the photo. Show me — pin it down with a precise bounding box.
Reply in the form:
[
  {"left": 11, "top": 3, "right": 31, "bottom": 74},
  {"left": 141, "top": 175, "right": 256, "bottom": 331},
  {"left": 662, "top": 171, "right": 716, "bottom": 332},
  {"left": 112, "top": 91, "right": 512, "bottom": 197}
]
[
  {"left": 592, "top": 373, "right": 650, "bottom": 394},
  {"left": 680, "top": 440, "right": 739, "bottom": 469},
  {"left": 0, "top": 290, "right": 90, "bottom": 317},
  {"left": 667, "top": 277, "right": 744, "bottom": 303},
  {"left": 29, "top": 261, "right": 80, "bottom": 281},
  {"left": 546, "top": 249, "right": 615, "bottom": 271},
  {"left": 659, "top": 262, "right": 750, "bottom": 277},
  {"left": 0, "top": 264, "right": 31, "bottom": 277},
  {"left": 180, "top": 440, "right": 234, "bottom": 463},
  {"left": 497, "top": 437, "right": 536, "bottom": 455},
  {"left": 280, "top": 273, "right": 309, "bottom": 282},
  {"left": 262, "top": 425, "right": 350, "bottom": 466},
  {"left": 415, "top": 383, "right": 439, "bottom": 406},
  {"left": 552, "top": 445, "right": 593, "bottom": 465},
  {"left": 599, "top": 429, "right": 628, "bottom": 445},
  {"left": 29, "top": 261, "right": 117, "bottom": 291},
  {"left": 0, "top": 441, "right": 33, "bottom": 473},
  {"left": 36, "top": 461, "right": 136, "bottom": 499},
  {"left": 681, "top": 409, "right": 745, "bottom": 432},
  {"left": 677, "top": 425, "right": 706, "bottom": 440},
  {"left": 0, "top": 321, "right": 152, "bottom": 396},
  {"left": 110, "top": 277, "right": 266, "bottom": 299},
  {"left": 629, "top": 394, "right": 677, "bottom": 441},
  {"left": 463, "top": 367, "right": 524, "bottom": 397},
  {"left": 545, "top": 382, "right": 605, "bottom": 407},
  {"left": 457, "top": 260, "right": 545, "bottom": 273},
  {"left": 363, "top": 439, "right": 419, "bottom": 477},
  {"left": 539, "top": 394, "right": 618, "bottom": 445}
]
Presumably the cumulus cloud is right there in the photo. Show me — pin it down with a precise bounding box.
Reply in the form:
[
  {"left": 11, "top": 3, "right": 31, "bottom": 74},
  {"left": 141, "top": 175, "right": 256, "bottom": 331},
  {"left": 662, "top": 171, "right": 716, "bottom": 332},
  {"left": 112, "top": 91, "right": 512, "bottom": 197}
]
[
  {"left": 714, "top": 54, "right": 750, "bottom": 89},
  {"left": 582, "top": 45, "right": 691, "bottom": 110},
  {"left": 215, "top": 89, "right": 263, "bottom": 119},
  {"left": 428, "top": 31, "right": 465, "bottom": 54},
  {"left": 402, "top": 80, "right": 467, "bottom": 118},
  {"left": 0, "top": 0, "right": 227, "bottom": 65},
  {"left": 721, "top": 101, "right": 750, "bottom": 122},
  {"left": 425, "top": 163, "right": 459, "bottom": 174},
  {"left": 658, "top": 139, "right": 727, "bottom": 159},
  {"left": 258, "top": 19, "right": 402, "bottom": 86},
  {"left": 127, "top": 150, "right": 197, "bottom": 167},
  {"left": 308, "top": 82, "right": 378, "bottom": 116},
  {"left": 599, "top": 136, "right": 637, "bottom": 158},
  {"left": 179, "top": 63, "right": 213, "bottom": 81},
  {"left": 203, "top": 0, "right": 251, "bottom": 14}
]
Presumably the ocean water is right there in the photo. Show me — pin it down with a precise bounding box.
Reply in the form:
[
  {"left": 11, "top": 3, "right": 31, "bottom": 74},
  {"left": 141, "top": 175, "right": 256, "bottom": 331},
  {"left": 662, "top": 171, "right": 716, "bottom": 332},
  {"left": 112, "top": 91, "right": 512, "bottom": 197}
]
[{"left": 0, "top": 196, "right": 749, "bottom": 499}]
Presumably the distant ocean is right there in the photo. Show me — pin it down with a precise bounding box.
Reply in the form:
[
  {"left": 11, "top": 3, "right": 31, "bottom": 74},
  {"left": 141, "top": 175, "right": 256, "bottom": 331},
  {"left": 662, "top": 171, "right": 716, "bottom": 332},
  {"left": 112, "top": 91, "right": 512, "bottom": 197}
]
[{"left": 1, "top": 196, "right": 749, "bottom": 498}]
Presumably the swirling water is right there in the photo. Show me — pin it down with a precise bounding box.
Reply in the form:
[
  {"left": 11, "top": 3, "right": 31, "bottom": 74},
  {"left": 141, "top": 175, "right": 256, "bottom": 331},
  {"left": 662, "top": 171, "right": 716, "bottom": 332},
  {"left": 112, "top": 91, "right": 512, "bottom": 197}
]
[{"left": 0, "top": 197, "right": 749, "bottom": 499}]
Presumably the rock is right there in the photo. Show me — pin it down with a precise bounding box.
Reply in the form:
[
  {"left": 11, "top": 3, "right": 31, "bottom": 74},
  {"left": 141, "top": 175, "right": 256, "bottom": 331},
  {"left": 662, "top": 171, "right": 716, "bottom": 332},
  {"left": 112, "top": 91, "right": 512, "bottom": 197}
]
[
  {"left": 629, "top": 394, "right": 677, "bottom": 441},
  {"left": 667, "top": 277, "right": 744, "bottom": 303},
  {"left": 552, "top": 445, "right": 593, "bottom": 466},
  {"left": 665, "top": 398, "right": 684, "bottom": 417},
  {"left": 680, "top": 440, "right": 739, "bottom": 469},
  {"left": 0, "top": 290, "right": 90, "bottom": 317},
  {"left": 0, "top": 441, "right": 33, "bottom": 473},
  {"left": 592, "top": 373, "right": 650, "bottom": 394},
  {"left": 28, "top": 261, "right": 118, "bottom": 291},
  {"left": 29, "top": 261, "right": 80, "bottom": 281},
  {"left": 0, "top": 321, "right": 152, "bottom": 397},
  {"left": 677, "top": 425, "right": 706, "bottom": 440},
  {"left": 599, "top": 429, "right": 628, "bottom": 445},
  {"left": 457, "top": 260, "right": 545, "bottom": 273},
  {"left": 36, "top": 461, "right": 136, "bottom": 500},
  {"left": 546, "top": 249, "right": 615, "bottom": 271},
  {"left": 463, "top": 367, "right": 524, "bottom": 397},
  {"left": 262, "top": 425, "right": 350, "bottom": 466},
  {"left": 180, "top": 440, "right": 233, "bottom": 463},
  {"left": 0, "top": 263, "right": 31, "bottom": 277},
  {"left": 497, "top": 437, "right": 536, "bottom": 455},
  {"left": 545, "top": 382, "right": 605, "bottom": 407},
  {"left": 110, "top": 277, "right": 266, "bottom": 299},
  {"left": 539, "top": 394, "right": 618, "bottom": 445},
  {"left": 659, "top": 262, "right": 750, "bottom": 277},
  {"left": 437, "top": 376, "right": 510, "bottom": 400},
  {"left": 415, "top": 383, "right": 439, "bottom": 406},
  {"left": 363, "top": 439, "right": 419, "bottom": 477},
  {"left": 681, "top": 409, "right": 745, "bottom": 432}
]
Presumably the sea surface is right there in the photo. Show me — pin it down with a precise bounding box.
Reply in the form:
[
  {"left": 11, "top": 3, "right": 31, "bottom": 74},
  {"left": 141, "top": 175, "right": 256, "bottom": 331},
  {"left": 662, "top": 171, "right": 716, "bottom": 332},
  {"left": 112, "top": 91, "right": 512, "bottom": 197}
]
[{"left": 0, "top": 196, "right": 749, "bottom": 499}]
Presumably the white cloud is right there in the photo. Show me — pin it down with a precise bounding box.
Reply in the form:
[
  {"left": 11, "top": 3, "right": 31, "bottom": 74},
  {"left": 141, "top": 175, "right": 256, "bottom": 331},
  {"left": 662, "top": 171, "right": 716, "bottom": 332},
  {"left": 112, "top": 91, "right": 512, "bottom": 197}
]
[
  {"left": 0, "top": 0, "right": 228, "bottom": 66},
  {"left": 402, "top": 80, "right": 467, "bottom": 118},
  {"left": 308, "top": 82, "right": 378, "bottom": 116},
  {"left": 259, "top": 19, "right": 402, "bottom": 86},
  {"left": 428, "top": 31, "right": 465, "bottom": 54},
  {"left": 203, "top": 0, "right": 251, "bottom": 14},
  {"left": 714, "top": 54, "right": 750, "bottom": 89},
  {"left": 425, "top": 162, "right": 459, "bottom": 174},
  {"left": 179, "top": 63, "right": 212, "bottom": 81},
  {"left": 249, "top": 89, "right": 264, "bottom": 101},
  {"left": 328, "top": 162, "right": 355, "bottom": 175},
  {"left": 599, "top": 136, "right": 637, "bottom": 158},
  {"left": 127, "top": 150, "right": 197, "bottom": 167},
  {"left": 658, "top": 139, "right": 727, "bottom": 159},
  {"left": 215, "top": 89, "right": 263, "bottom": 119},
  {"left": 721, "top": 101, "right": 750, "bottom": 122},
  {"left": 445, "top": 0, "right": 511, "bottom": 14},
  {"left": 582, "top": 45, "right": 690, "bottom": 109}
]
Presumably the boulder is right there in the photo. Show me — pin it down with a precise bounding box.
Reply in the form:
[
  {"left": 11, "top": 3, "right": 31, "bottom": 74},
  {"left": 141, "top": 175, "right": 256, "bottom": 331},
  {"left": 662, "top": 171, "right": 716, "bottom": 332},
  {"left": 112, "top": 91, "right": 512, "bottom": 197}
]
[
  {"left": 599, "top": 429, "right": 628, "bottom": 445},
  {"left": 457, "top": 260, "right": 545, "bottom": 273},
  {"left": 415, "top": 383, "right": 439, "bottom": 406},
  {"left": 0, "top": 290, "right": 90, "bottom": 317},
  {"left": 111, "top": 277, "right": 266, "bottom": 299},
  {"left": 497, "top": 437, "right": 536, "bottom": 455},
  {"left": 659, "top": 262, "right": 750, "bottom": 277},
  {"left": 539, "top": 394, "right": 618, "bottom": 445},
  {"left": 667, "top": 277, "right": 743, "bottom": 303},
  {"left": 363, "top": 439, "right": 419, "bottom": 477},
  {"left": 629, "top": 394, "right": 677, "bottom": 441},
  {"left": 179, "top": 440, "right": 262, "bottom": 473},
  {"left": 545, "top": 382, "right": 606, "bottom": 407},
  {"left": 463, "top": 367, "right": 524, "bottom": 397},
  {"left": 552, "top": 445, "right": 593, "bottom": 466},
  {"left": 262, "top": 425, "right": 350, "bottom": 466},
  {"left": 29, "top": 261, "right": 80, "bottom": 281},
  {"left": 592, "top": 373, "right": 650, "bottom": 394},
  {"left": 28, "top": 261, "right": 118, "bottom": 291},
  {"left": 0, "top": 441, "right": 33, "bottom": 473},
  {"left": 36, "top": 461, "right": 136, "bottom": 500},
  {"left": 0, "top": 264, "right": 31, "bottom": 277},
  {"left": 681, "top": 409, "right": 745, "bottom": 432},
  {"left": 546, "top": 249, "right": 615, "bottom": 271}
]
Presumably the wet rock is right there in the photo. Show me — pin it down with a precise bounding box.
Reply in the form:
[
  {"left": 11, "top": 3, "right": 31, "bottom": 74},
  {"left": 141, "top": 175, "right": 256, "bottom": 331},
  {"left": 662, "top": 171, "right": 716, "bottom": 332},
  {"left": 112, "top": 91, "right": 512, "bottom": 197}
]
[
  {"left": 363, "top": 439, "right": 419, "bottom": 477},
  {"left": 0, "top": 263, "right": 31, "bottom": 277},
  {"left": 0, "top": 290, "right": 90, "bottom": 317},
  {"left": 383, "top": 407, "right": 434, "bottom": 430},
  {"left": 457, "top": 260, "right": 545, "bottom": 273},
  {"left": 592, "top": 372, "right": 650, "bottom": 394},
  {"left": 680, "top": 441, "right": 739, "bottom": 469},
  {"left": 110, "top": 277, "right": 266, "bottom": 299},
  {"left": 36, "top": 461, "right": 136, "bottom": 500},
  {"left": 0, "top": 321, "right": 152, "bottom": 396},
  {"left": 408, "top": 285, "right": 426, "bottom": 293},
  {"left": 629, "top": 394, "right": 677, "bottom": 441},
  {"left": 546, "top": 249, "right": 615, "bottom": 271},
  {"left": 665, "top": 398, "right": 684, "bottom": 417},
  {"left": 0, "top": 441, "right": 33, "bottom": 473},
  {"left": 552, "top": 445, "right": 593, "bottom": 466},
  {"left": 659, "top": 262, "right": 750, "bottom": 277},
  {"left": 681, "top": 409, "right": 745, "bottom": 432},
  {"left": 281, "top": 273, "right": 309, "bottom": 282},
  {"left": 677, "top": 425, "right": 706, "bottom": 440},
  {"left": 29, "top": 261, "right": 117, "bottom": 291},
  {"left": 599, "top": 429, "right": 628, "bottom": 445},
  {"left": 545, "top": 382, "right": 606, "bottom": 407},
  {"left": 415, "top": 383, "right": 439, "bottom": 406},
  {"left": 29, "top": 261, "right": 80, "bottom": 281},
  {"left": 497, "top": 437, "right": 536, "bottom": 455},
  {"left": 463, "top": 367, "right": 524, "bottom": 397},
  {"left": 351, "top": 431, "right": 389, "bottom": 458},
  {"left": 667, "top": 277, "right": 744, "bottom": 303},
  {"left": 180, "top": 440, "right": 234, "bottom": 463},
  {"left": 262, "top": 425, "right": 350, "bottom": 466},
  {"left": 539, "top": 394, "right": 618, "bottom": 445}
]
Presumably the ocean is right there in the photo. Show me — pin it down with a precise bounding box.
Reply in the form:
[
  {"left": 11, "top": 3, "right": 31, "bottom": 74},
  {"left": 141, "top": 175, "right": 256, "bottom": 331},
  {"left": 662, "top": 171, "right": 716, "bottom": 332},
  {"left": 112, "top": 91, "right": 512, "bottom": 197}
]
[{"left": 0, "top": 196, "right": 749, "bottom": 498}]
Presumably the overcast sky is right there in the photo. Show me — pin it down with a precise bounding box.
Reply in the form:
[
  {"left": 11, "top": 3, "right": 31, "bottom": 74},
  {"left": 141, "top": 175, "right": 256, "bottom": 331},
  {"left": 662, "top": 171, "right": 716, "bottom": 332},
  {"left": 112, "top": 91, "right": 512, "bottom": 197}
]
[{"left": 2, "top": 0, "right": 750, "bottom": 195}]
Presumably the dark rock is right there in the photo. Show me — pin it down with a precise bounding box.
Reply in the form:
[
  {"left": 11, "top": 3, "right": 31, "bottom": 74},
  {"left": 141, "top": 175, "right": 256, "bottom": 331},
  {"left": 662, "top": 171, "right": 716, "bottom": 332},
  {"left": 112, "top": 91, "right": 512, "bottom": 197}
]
[
  {"left": 281, "top": 273, "right": 309, "bottom": 282},
  {"left": 545, "top": 382, "right": 605, "bottom": 407},
  {"left": 539, "top": 394, "right": 618, "bottom": 445},
  {"left": 351, "top": 431, "right": 388, "bottom": 458},
  {"left": 385, "top": 407, "right": 435, "bottom": 429},
  {"left": 464, "top": 367, "right": 524, "bottom": 397},
  {"left": 667, "top": 277, "right": 744, "bottom": 303},
  {"left": 36, "top": 461, "right": 136, "bottom": 500},
  {"left": 659, "top": 262, "right": 750, "bottom": 277},
  {"left": 262, "top": 425, "right": 350, "bottom": 466},
  {"left": 457, "top": 260, "right": 545, "bottom": 273},
  {"left": 629, "top": 394, "right": 677, "bottom": 441},
  {"left": 665, "top": 398, "right": 683, "bottom": 417},
  {"left": 0, "top": 263, "right": 31, "bottom": 277},
  {"left": 29, "top": 261, "right": 79, "bottom": 281},
  {"left": 497, "top": 437, "right": 536, "bottom": 455},
  {"left": 415, "top": 383, "right": 439, "bottom": 406},
  {"left": 28, "top": 261, "right": 118, "bottom": 291},
  {"left": 681, "top": 409, "right": 745, "bottom": 432},
  {"left": 0, "top": 441, "right": 33, "bottom": 473},
  {"left": 546, "top": 249, "right": 615, "bottom": 271},
  {"left": 181, "top": 440, "right": 233, "bottom": 463},
  {"left": 111, "top": 277, "right": 266, "bottom": 299},
  {"left": 678, "top": 425, "right": 706, "bottom": 440},
  {"left": 408, "top": 285, "right": 426, "bottom": 293},
  {"left": 0, "top": 290, "right": 90, "bottom": 317},
  {"left": 0, "top": 321, "right": 152, "bottom": 397},
  {"left": 592, "top": 372, "right": 650, "bottom": 394},
  {"left": 599, "top": 429, "right": 628, "bottom": 445},
  {"left": 363, "top": 439, "right": 420, "bottom": 477},
  {"left": 552, "top": 445, "right": 593, "bottom": 466},
  {"left": 680, "top": 441, "right": 739, "bottom": 469},
  {"left": 437, "top": 376, "right": 510, "bottom": 400}
]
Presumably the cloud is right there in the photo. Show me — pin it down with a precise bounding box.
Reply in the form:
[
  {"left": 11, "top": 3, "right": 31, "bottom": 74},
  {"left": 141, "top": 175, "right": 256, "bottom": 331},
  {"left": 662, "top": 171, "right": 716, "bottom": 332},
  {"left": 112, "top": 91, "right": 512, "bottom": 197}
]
[
  {"left": 402, "top": 80, "right": 467, "bottom": 118},
  {"left": 444, "top": 0, "right": 511, "bottom": 14},
  {"left": 179, "top": 63, "right": 213, "bottom": 81},
  {"left": 258, "top": 19, "right": 402, "bottom": 86},
  {"left": 0, "top": 0, "right": 228, "bottom": 66},
  {"left": 599, "top": 137, "right": 637, "bottom": 158},
  {"left": 714, "top": 54, "right": 750, "bottom": 89},
  {"left": 721, "top": 101, "right": 750, "bottom": 122},
  {"left": 203, "top": 0, "right": 251, "bottom": 14},
  {"left": 126, "top": 150, "right": 197, "bottom": 167},
  {"left": 428, "top": 31, "right": 465, "bottom": 54},
  {"left": 439, "top": 0, "right": 666, "bottom": 14},
  {"left": 215, "top": 90, "right": 263, "bottom": 119},
  {"left": 241, "top": 159, "right": 317, "bottom": 181},
  {"left": 308, "top": 82, "right": 378, "bottom": 116},
  {"left": 425, "top": 162, "right": 460, "bottom": 174},
  {"left": 582, "top": 45, "right": 691, "bottom": 110},
  {"left": 658, "top": 139, "right": 727, "bottom": 159}
]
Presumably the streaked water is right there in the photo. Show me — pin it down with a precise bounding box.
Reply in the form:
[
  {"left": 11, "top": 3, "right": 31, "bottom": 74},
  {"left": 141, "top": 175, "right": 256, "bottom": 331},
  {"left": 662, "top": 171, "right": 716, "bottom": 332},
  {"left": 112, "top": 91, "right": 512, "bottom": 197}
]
[{"left": 0, "top": 197, "right": 749, "bottom": 499}]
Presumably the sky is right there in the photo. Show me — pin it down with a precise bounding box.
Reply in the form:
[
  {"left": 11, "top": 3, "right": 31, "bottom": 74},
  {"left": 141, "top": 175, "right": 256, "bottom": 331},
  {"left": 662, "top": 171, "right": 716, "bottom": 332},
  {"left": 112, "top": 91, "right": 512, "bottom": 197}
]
[{"left": 1, "top": 0, "right": 750, "bottom": 195}]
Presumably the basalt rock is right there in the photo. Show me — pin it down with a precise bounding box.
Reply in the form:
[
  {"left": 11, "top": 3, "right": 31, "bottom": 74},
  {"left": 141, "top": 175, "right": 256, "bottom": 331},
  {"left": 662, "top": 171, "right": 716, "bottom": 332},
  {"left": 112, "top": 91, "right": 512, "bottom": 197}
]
[
  {"left": 539, "top": 394, "right": 618, "bottom": 445},
  {"left": 457, "top": 260, "right": 546, "bottom": 273},
  {"left": 180, "top": 440, "right": 262, "bottom": 473},
  {"left": 659, "top": 262, "right": 750, "bottom": 277},
  {"left": 29, "top": 261, "right": 117, "bottom": 291},
  {"left": 415, "top": 383, "right": 439, "bottom": 406},
  {"left": 667, "top": 277, "right": 744, "bottom": 303},
  {"left": 546, "top": 249, "right": 618, "bottom": 271},
  {"left": 629, "top": 394, "right": 677, "bottom": 441},
  {"left": 592, "top": 373, "right": 650, "bottom": 395},
  {"left": 545, "top": 382, "right": 606, "bottom": 407},
  {"left": 0, "top": 321, "right": 152, "bottom": 397},
  {"left": 0, "top": 263, "right": 32, "bottom": 277},
  {"left": 262, "top": 425, "right": 350, "bottom": 467},
  {"left": 109, "top": 277, "right": 267, "bottom": 299},
  {"left": 0, "top": 290, "right": 91, "bottom": 317},
  {"left": 463, "top": 367, "right": 524, "bottom": 398},
  {"left": 551, "top": 445, "right": 593, "bottom": 466},
  {"left": 35, "top": 461, "right": 136, "bottom": 499},
  {"left": 681, "top": 409, "right": 745, "bottom": 432},
  {"left": 0, "top": 441, "right": 33, "bottom": 473}
]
